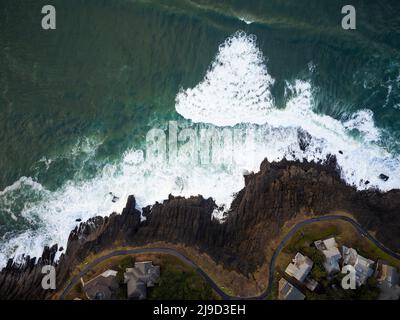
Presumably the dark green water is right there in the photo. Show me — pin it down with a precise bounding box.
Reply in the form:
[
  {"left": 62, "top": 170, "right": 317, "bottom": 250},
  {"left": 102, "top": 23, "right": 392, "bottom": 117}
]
[{"left": 0, "top": 0, "right": 399, "bottom": 264}]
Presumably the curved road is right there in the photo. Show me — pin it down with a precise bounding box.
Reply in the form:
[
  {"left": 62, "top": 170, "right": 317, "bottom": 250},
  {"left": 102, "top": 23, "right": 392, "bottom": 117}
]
[{"left": 60, "top": 215, "right": 400, "bottom": 300}]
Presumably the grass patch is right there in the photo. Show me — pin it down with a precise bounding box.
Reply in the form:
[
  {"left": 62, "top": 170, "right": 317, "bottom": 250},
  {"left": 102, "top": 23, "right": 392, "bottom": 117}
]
[
  {"left": 148, "top": 255, "right": 216, "bottom": 300},
  {"left": 65, "top": 282, "right": 85, "bottom": 300},
  {"left": 283, "top": 225, "right": 340, "bottom": 254}
]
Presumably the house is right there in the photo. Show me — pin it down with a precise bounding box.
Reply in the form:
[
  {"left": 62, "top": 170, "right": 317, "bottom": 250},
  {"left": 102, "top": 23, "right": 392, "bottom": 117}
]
[
  {"left": 83, "top": 270, "right": 119, "bottom": 300},
  {"left": 278, "top": 278, "right": 305, "bottom": 300},
  {"left": 342, "top": 246, "right": 374, "bottom": 287},
  {"left": 375, "top": 260, "right": 400, "bottom": 300},
  {"left": 124, "top": 261, "right": 160, "bottom": 300},
  {"left": 285, "top": 252, "right": 313, "bottom": 282},
  {"left": 314, "top": 237, "right": 342, "bottom": 274},
  {"left": 375, "top": 260, "right": 399, "bottom": 287},
  {"left": 304, "top": 277, "right": 319, "bottom": 291}
]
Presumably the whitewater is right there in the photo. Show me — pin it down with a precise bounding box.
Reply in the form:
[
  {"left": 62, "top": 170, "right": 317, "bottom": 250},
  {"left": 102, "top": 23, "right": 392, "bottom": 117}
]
[{"left": 0, "top": 31, "right": 399, "bottom": 267}]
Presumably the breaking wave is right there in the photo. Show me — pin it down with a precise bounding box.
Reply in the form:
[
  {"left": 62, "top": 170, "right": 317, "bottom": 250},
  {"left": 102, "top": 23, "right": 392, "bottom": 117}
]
[
  {"left": 1, "top": 31, "right": 399, "bottom": 268},
  {"left": 176, "top": 32, "right": 274, "bottom": 126}
]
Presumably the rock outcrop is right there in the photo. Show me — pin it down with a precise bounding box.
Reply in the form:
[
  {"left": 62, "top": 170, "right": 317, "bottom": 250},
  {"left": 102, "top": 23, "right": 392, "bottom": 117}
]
[{"left": 1, "top": 156, "right": 399, "bottom": 299}]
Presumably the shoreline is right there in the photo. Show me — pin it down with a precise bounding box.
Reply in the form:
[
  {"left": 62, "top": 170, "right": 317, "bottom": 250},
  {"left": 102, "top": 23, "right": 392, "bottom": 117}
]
[
  {"left": 1, "top": 156, "right": 400, "bottom": 299},
  {"left": 58, "top": 215, "right": 400, "bottom": 300}
]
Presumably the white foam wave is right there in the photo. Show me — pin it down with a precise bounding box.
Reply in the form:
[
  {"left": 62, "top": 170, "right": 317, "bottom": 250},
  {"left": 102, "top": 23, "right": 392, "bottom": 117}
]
[
  {"left": 176, "top": 31, "right": 274, "bottom": 126},
  {"left": 175, "top": 32, "right": 400, "bottom": 191},
  {"left": 1, "top": 32, "right": 400, "bottom": 268},
  {"left": 0, "top": 144, "right": 250, "bottom": 266},
  {"left": 238, "top": 17, "right": 254, "bottom": 25},
  {"left": 0, "top": 177, "right": 44, "bottom": 197}
]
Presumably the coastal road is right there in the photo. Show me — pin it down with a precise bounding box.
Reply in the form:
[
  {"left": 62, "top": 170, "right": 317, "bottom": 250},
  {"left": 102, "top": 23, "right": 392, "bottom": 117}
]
[
  {"left": 59, "top": 215, "right": 400, "bottom": 300},
  {"left": 60, "top": 246, "right": 232, "bottom": 300}
]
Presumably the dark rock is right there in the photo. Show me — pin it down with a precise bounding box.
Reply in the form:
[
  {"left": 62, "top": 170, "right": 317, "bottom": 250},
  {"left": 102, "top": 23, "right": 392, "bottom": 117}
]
[
  {"left": 109, "top": 192, "right": 119, "bottom": 203},
  {"left": 365, "top": 180, "right": 370, "bottom": 185},
  {"left": 1, "top": 157, "right": 400, "bottom": 299},
  {"left": 379, "top": 174, "right": 389, "bottom": 181},
  {"left": 338, "top": 150, "right": 343, "bottom": 154},
  {"left": 297, "top": 129, "right": 312, "bottom": 152},
  {"left": 75, "top": 218, "right": 82, "bottom": 222}
]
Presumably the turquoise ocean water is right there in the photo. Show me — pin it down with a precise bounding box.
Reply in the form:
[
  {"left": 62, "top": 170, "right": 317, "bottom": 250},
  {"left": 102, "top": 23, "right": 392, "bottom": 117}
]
[{"left": 0, "top": 0, "right": 400, "bottom": 265}]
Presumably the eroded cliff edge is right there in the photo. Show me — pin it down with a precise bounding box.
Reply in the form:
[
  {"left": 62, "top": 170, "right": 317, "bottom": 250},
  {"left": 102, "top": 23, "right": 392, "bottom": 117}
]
[{"left": 1, "top": 156, "right": 399, "bottom": 299}]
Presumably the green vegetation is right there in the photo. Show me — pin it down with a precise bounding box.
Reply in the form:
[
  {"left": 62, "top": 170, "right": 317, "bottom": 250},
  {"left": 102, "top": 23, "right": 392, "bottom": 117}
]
[
  {"left": 65, "top": 282, "right": 85, "bottom": 300},
  {"left": 352, "top": 240, "right": 400, "bottom": 270},
  {"left": 69, "top": 253, "right": 217, "bottom": 300},
  {"left": 283, "top": 226, "right": 340, "bottom": 254},
  {"left": 301, "top": 246, "right": 325, "bottom": 265},
  {"left": 148, "top": 260, "right": 215, "bottom": 300},
  {"left": 112, "top": 255, "right": 135, "bottom": 299},
  {"left": 75, "top": 282, "right": 83, "bottom": 294},
  {"left": 267, "top": 272, "right": 280, "bottom": 300},
  {"left": 284, "top": 221, "right": 400, "bottom": 270},
  {"left": 118, "top": 256, "right": 136, "bottom": 271},
  {"left": 82, "top": 253, "right": 216, "bottom": 300},
  {"left": 115, "top": 270, "right": 127, "bottom": 299},
  {"left": 280, "top": 221, "right": 387, "bottom": 300},
  {"left": 306, "top": 274, "right": 380, "bottom": 300}
]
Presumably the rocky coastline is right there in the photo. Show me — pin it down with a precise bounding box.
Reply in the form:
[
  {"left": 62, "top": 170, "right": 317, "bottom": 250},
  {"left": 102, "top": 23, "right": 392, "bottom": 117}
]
[{"left": 1, "top": 156, "right": 399, "bottom": 299}]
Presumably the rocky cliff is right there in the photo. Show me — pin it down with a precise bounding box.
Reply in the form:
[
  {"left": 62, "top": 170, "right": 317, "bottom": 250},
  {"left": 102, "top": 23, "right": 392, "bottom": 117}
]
[{"left": 1, "top": 156, "right": 399, "bottom": 299}]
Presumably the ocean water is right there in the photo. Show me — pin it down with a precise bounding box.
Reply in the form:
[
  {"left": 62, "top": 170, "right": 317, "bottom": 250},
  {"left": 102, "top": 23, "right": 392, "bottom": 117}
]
[{"left": 0, "top": 0, "right": 400, "bottom": 266}]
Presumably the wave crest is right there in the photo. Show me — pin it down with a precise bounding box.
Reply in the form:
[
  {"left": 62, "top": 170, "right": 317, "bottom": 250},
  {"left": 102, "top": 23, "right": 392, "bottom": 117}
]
[{"left": 176, "top": 31, "right": 274, "bottom": 126}]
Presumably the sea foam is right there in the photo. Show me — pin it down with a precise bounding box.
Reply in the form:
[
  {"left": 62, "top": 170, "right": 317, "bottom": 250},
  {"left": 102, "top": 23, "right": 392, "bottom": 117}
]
[
  {"left": 0, "top": 31, "right": 399, "bottom": 268},
  {"left": 175, "top": 31, "right": 400, "bottom": 192},
  {"left": 176, "top": 32, "right": 274, "bottom": 126}
]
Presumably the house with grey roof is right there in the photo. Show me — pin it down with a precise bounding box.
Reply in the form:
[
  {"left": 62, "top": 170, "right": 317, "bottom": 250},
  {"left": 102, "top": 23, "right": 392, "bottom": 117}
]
[
  {"left": 278, "top": 278, "right": 305, "bottom": 300},
  {"left": 284, "top": 252, "right": 313, "bottom": 283},
  {"left": 124, "top": 261, "right": 160, "bottom": 300},
  {"left": 314, "top": 237, "right": 342, "bottom": 275},
  {"left": 83, "top": 270, "right": 119, "bottom": 300},
  {"left": 375, "top": 260, "right": 400, "bottom": 300},
  {"left": 376, "top": 260, "right": 399, "bottom": 288},
  {"left": 342, "top": 246, "right": 374, "bottom": 287}
]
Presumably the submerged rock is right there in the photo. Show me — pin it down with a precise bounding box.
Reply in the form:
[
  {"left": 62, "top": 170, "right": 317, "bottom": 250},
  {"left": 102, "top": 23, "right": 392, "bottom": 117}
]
[
  {"left": 109, "top": 192, "right": 119, "bottom": 203},
  {"left": 379, "top": 174, "right": 389, "bottom": 182},
  {"left": 297, "top": 128, "right": 312, "bottom": 152}
]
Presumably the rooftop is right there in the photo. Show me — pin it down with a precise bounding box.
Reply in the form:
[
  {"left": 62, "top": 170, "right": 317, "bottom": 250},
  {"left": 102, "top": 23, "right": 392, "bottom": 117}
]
[
  {"left": 124, "top": 261, "right": 160, "bottom": 300},
  {"left": 83, "top": 269, "right": 119, "bottom": 300},
  {"left": 278, "top": 278, "right": 305, "bottom": 300},
  {"left": 342, "top": 246, "right": 374, "bottom": 287},
  {"left": 285, "top": 252, "right": 313, "bottom": 283},
  {"left": 315, "top": 237, "right": 341, "bottom": 275},
  {"left": 376, "top": 260, "right": 399, "bottom": 287}
]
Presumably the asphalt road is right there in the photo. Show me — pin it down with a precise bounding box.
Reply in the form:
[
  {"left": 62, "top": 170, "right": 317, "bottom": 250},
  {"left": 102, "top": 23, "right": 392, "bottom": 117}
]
[{"left": 59, "top": 215, "right": 400, "bottom": 300}]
